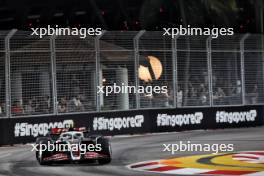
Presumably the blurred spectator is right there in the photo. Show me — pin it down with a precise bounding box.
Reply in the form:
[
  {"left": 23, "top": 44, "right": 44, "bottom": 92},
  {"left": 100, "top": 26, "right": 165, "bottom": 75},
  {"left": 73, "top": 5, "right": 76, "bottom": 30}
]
[
  {"left": 0, "top": 103, "right": 2, "bottom": 115},
  {"left": 154, "top": 82, "right": 170, "bottom": 107},
  {"left": 36, "top": 96, "right": 50, "bottom": 113},
  {"left": 58, "top": 97, "right": 68, "bottom": 113},
  {"left": 68, "top": 95, "right": 84, "bottom": 112},
  {"left": 78, "top": 94, "right": 92, "bottom": 110},
  {"left": 203, "top": 71, "right": 208, "bottom": 85},
  {"left": 198, "top": 83, "right": 208, "bottom": 105},
  {"left": 188, "top": 82, "right": 197, "bottom": 98},
  {"left": 11, "top": 100, "right": 24, "bottom": 115},
  {"left": 232, "top": 80, "right": 242, "bottom": 95},
  {"left": 215, "top": 87, "right": 226, "bottom": 98},
  {"left": 167, "top": 85, "right": 174, "bottom": 106},
  {"left": 140, "top": 92, "right": 153, "bottom": 108},
  {"left": 24, "top": 99, "right": 35, "bottom": 114},
  {"left": 199, "top": 93, "right": 207, "bottom": 105},
  {"left": 1, "top": 103, "right": 5, "bottom": 115},
  {"left": 76, "top": 95, "right": 85, "bottom": 111},
  {"left": 252, "top": 84, "right": 258, "bottom": 93},
  {"left": 177, "top": 86, "right": 183, "bottom": 107},
  {"left": 213, "top": 87, "right": 226, "bottom": 105},
  {"left": 212, "top": 75, "right": 217, "bottom": 87},
  {"left": 31, "top": 96, "right": 38, "bottom": 110},
  {"left": 45, "top": 95, "right": 51, "bottom": 111},
  {"left": 198, "top": 83, "right": 206, "bottom": 93},
  {"left": 251, "top": 84, "right": 258, "bottom": 104}
]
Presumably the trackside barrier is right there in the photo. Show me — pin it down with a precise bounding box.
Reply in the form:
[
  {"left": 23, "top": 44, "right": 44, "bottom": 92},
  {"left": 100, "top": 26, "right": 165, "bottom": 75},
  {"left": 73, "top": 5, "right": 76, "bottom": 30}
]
[{"left": 0, "top": 105, "right": 263, "bottom": 145}]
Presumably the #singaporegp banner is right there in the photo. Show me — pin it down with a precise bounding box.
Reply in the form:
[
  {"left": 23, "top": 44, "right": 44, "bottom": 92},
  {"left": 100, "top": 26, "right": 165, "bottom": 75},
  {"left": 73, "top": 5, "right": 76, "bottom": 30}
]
[{"left": 0, "top": 105, "right": 263, "bottom": 145}]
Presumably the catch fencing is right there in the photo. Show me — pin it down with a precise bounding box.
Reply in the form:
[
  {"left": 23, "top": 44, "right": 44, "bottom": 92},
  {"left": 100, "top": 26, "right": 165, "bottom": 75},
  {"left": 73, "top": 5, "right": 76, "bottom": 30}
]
[{"left": 0, "top": 30, "right": 263, "bottom": 118}]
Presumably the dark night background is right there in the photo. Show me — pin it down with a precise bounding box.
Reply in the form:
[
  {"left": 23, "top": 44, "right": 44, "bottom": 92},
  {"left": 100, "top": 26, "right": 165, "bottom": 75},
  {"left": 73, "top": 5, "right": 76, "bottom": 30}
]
[{"left": 0, "top": 0, "right": 263, "bottom": 33}]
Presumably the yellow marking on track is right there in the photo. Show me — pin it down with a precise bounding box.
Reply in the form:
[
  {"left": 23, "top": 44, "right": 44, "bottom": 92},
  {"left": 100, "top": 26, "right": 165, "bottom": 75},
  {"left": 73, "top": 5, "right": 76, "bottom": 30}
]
[
  {"left": 160, "top": 153, "right": 264, "bottom": 171},
  {"left": 212, "top": 154, "right": 264, "bottom": 169}
]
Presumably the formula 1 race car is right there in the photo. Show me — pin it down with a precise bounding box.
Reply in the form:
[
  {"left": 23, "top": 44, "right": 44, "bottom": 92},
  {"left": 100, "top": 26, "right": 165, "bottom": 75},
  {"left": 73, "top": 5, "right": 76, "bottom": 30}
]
[{"left": 35, "top": 127, "right": 112, "bottom": 165}]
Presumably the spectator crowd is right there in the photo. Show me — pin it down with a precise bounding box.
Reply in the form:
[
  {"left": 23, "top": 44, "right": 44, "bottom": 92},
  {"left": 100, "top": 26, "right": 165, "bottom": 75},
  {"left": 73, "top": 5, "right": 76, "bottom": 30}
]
[{"left": 8, "top": 94, "right": 93, "bottom": 116}]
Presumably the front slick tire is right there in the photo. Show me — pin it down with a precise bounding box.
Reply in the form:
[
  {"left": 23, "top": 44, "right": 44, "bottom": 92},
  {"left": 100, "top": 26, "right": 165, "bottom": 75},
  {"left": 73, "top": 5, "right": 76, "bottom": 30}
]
[
  {"left": 37, "top": 151, "right": 52, "bottom": 165},
  {"left": 36, "top": 141, "right": 52, "bottom": 166},
  {"left": 97, "top": 138, "right": 112, "bottom": 165}
]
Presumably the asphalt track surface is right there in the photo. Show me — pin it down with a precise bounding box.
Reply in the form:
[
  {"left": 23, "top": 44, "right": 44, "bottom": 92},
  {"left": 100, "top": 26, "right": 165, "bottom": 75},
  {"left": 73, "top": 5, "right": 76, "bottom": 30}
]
[{"left": 0, "top": 126, "right": 264, "bottom": 176}]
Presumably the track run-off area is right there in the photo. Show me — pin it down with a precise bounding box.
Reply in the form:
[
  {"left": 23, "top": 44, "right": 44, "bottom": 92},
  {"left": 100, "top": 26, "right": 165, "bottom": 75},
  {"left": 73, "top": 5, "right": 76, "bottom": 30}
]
[{"left": 0, "top": 126, "right": 264, "bottom": 176}]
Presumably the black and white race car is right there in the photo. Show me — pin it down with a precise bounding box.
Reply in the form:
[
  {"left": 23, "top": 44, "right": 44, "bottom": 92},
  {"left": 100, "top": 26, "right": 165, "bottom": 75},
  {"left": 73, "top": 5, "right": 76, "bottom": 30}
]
[{"left": 35, "top": 127, "right": 112, "bottom": 165}]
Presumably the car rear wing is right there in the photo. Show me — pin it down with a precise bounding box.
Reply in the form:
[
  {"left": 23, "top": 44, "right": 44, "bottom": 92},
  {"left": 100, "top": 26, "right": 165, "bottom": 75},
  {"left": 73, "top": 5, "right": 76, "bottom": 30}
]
[{"left": 50, "top": 127, "right": 87, "bottom": 134}]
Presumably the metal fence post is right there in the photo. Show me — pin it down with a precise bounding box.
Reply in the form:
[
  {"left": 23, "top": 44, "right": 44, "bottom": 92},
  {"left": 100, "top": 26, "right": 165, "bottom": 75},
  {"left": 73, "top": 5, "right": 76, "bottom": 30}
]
[
  {"left": 172, "top": 36, "right": 179, "bottom": 108},
  {"left": 262, "top": 34, "right": 264, "bottom": 104},
  {"left": 206, "top": 36, "right": 213, "bottom": 107},
  {"left": 50, "top": 35, "right": 58, "bottom": 115},
  {"left": 4, "top": 29, "right": 17, "bottom": 118},
  {"left": 133, "top": 30, "right": 145, "bottom": 109},
  {"left": 95, "top": 31, "right": 106, "bottom": 112},
  {"left": 240, "top": 33, "right": 250, "bottom": 105}
]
